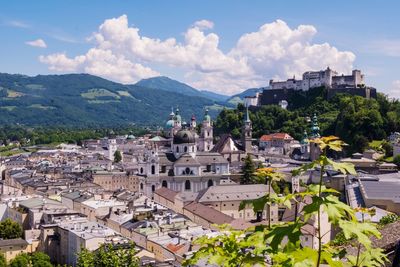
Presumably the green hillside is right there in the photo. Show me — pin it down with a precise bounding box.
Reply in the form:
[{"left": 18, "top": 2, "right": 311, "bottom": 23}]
[
  {"left": 0, "top": 73, "right": 220, "bottom": 127},
  {"left": 215, "top": 87, "right": 400, "bottom": 153}
]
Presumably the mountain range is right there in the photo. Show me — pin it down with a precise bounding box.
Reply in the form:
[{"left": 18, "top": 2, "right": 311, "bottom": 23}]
[{"left": 0, "top": 73, "right": 259, "bottom": 127}]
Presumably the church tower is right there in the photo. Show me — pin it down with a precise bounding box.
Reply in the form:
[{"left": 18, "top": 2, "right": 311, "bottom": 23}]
[
  {"left": 190, "top": 114, "right": 197, "bottom": 131},
  {"left": 309, "top": 113, "right": 321, "bottom": 160},
  {"left": 241, "top": 106, "right": 252, "bottom": 153},
  {"left": 199, "top": 109, "right": 213, "bottom": 152}
]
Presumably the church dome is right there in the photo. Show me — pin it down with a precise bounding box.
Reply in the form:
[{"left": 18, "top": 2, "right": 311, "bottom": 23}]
[
  {"left": 165, "top": 119, "right": 174, "bottom": 129},
  {"left": 173, "top": 129, "right": 195, "bottom": 144}
]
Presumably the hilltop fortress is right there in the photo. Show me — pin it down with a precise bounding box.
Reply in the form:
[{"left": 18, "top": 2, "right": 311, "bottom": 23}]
[{"left": 245, "top": 67, "right": 377, "bottom": 107}]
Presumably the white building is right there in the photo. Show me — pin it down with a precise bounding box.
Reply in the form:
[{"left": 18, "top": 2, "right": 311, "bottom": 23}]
[{"left": 269, "top": 68, "right": 365, "bottom": 91}]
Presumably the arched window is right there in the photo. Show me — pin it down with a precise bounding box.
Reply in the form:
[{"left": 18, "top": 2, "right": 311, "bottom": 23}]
[
  {"left": 207, "top": 179, "right": 213, "bottom": 188},
  {"left": 184, "top": 146, "right": 188, "bottom": 153},
  {"left": 151, "top": 165, "right": 155, "bottom": 175},
  {"left": 140, "top": 183, "right": 143, "bottom": 190},
  {"left": 151, "top": 185, "right": 156, "bottom": 192},
  {"left": 162, "top": 180, "right": 168, "bottom": 188},
  {"left": 140, "top": 167, "right": 143, "bottom": 174},
  {"left": 185, "top": 180, "right": 191, "bottom": 190},
  {"left": 185, "top": 167, "right": 191, "bottom": 175},
  {"left": 176, "top": 146, "right": 179, "bottom": 153}
]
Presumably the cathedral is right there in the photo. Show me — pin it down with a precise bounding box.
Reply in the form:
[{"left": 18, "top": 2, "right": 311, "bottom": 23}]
[{"left": 138, "top": 108, "right": 231, "bottom": 197}]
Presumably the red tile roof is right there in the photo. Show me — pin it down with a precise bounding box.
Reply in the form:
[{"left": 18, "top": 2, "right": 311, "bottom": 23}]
[{"left": 260, "top": 133, "right": 293, "bottom": 141}]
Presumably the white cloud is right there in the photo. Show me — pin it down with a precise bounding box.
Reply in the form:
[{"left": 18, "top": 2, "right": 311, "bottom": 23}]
[
  {"left": 39, "top": 15, "right": 356, "bottom": 94},
  {"left": 388, "top": 80, "right": 400, "bottom": 100},
  {"left": 26, "top": 39, "right": 47, "bottom": 48},
  {"left": 194, "top": 20, "right": 214, "bottom": 30},
  {"left": 6, "top": 20, "right": 31, "bottom": 29}
]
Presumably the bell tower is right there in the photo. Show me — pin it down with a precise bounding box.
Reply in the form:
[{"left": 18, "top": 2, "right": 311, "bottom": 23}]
[
  {"left": 200, "top": 109, "right": 213, "bottom": 152},
  {"left": 241, "top": 106, "right": 252, "bottom": 153}
]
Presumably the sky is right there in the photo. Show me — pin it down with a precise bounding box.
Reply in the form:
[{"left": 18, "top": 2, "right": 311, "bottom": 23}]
[{"left": 0, "top": 0, "right": 400, "bottom": 97}]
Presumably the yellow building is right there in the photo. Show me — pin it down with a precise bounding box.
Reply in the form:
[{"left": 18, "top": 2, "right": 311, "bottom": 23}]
[{"left": 0, "top": 238, "right": 34, "bottom": 262}]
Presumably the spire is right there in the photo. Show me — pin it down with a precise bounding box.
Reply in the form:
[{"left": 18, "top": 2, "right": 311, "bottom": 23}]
[
  {"left": 244, "top": 106, "right": 251, "bottom": 123},
  {"left": 310, "top": 113, "right": 320, "bottom": 138},
  {"left": 169, "top": 107, "right": 175, "bottom": 119},
  {"left": 175, "top": 107, "right": 182, "bottom": 122},
  {"left": 203, "top": 108, "right": 211, "bottom": 123}
]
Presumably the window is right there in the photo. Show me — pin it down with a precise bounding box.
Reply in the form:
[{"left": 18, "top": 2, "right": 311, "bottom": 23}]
[
  {"left": 162, "top": 180, "right": 168, "bottom": 188},
  {"left": 185, "top": 167, "right": 191, "bottom": 175},
  {"left": 151, "top": 165, "right": 155, "bottom": 175},
  {"left": 151, "top": 185, "right": 156, "bottom": 192},
  {"left": 161, "top": 165, "right": 166, "bottom": 173},
  {"left": 176, "top": 146, "right": 179, "bottom": 153},
  {"left": 184, "top": 146, "right": 188, "bottom": 153},
  {"left": 185, "top": 180, "right": 191, "bottom": 190},
  {"left": 207, "top": 179, "right": 213, "bottom": 187},
  {"left": 140, "top": 167, "right": 144, "bottom": 174},
  {"left": 206, "top": 165, "right": 211, "bottom": 172}
]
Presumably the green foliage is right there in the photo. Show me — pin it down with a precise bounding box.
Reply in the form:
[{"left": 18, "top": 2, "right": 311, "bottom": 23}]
[
  {"left": 393, "top": 154, "right": 400, "bottom": 167},
  {"left": 114, "top": 150, "right": 122, "bottom": 163},
  {"left": 186, "top": 136, "right": 388, "bottom": 267},
  {"left": 185, "top": 226, "right": 267, "bottom": 267},
  {"left": 9, "top": 253, "right": 30, "bottom": 267},
  {"left": 0, "top": 126, "right": 149, "bottom": 147},
  {"left": 0, "top": 254, "right": 6, "bottom": 267},
  {"left": 76, "top": 243, "right": 138, "bottom": 267},
  {"left": 215, "top": 90, "right": 400, "bottom": 154},
  {"left": 0, "top": 218, "right": 23, "bottom": 240},
  {"left": 240, "top": 154, "right": 256, "bottom": 184},
  {"left": 378, "top": 213, "right": 399, "bottom": 226},
  {"left": 8, "top": 252, "right": 53, "bottom": 267},
  {"left": 381, "top": 140, "right": 393, "bottom": 157}
]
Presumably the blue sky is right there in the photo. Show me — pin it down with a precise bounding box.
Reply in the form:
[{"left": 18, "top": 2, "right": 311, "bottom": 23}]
[{"left": 0, "top": 0, "right": 399, "bottom": 97}]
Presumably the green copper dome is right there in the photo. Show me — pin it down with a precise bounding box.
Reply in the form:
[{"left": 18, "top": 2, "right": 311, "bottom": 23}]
[
  {"left": 300, "top": 130, "right": 309, "bottom": 144},
  {"left": 175, "top": 108, "right": 182, "bottom": 122},
  {"left": 204, "top": 108, "right": 211, "bottom": 122},
  {"left": 165, "top": 119, "right": 174, "bottom": 129}
]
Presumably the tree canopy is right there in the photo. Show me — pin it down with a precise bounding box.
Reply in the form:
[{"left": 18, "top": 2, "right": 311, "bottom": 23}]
[
  {"left": 214, "top": 88, "right": 400, "bottom": 154},
  {"left": 0, "top": 218, "right": 22, "bottom": 240},
  {"left": 76, "top": 243, "right": 138, "bottom": 267}
]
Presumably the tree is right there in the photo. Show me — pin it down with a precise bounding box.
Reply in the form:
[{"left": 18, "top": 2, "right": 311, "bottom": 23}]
[
  {"left": 186, "top": 136, "right": 388, "bottom": 267},
  {"left": 9, "top": 253, "right": 30, "bottom": 267},
  {"left": 76, "top": 248, "right": 95, "bottom": 267},
  {"left": 0, "top": 254, "right": 6, "bottom": 267},
  {"left": 394, "top": 154, "right": 400, "bottom": 167},
  {"left": 0, "top": 218, "right": 23, "bottom": 240},
  {"left": 77, "top": 243, "right": 138, "bottom": 267},
  {"left": 381, "top": 140, "right": 393, "bottom": 157},
  {"left": 31, "top": 252, "right": 53, "bottom": 267},
  {"left": 9, "top": 252, "right": 53, "bottom": 267},
  {"left": 240, "top": 154, "right": 256, "bottom": 184},
  {"left": 114, "top": 150, "right": 122, "bottom": 163}
]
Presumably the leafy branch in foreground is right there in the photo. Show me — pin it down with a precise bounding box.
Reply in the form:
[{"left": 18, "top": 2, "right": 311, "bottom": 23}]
[{"left": 185, "top": 136, "right": 388, "bottom": 267}]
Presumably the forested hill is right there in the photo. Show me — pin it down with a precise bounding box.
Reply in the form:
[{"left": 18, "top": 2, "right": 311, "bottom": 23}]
[
  {"left": 215, "top": 87, "right": 400, "bottom": 153},
  {"left": 0, "top": 73, "right": 225, "bottom": 127}
]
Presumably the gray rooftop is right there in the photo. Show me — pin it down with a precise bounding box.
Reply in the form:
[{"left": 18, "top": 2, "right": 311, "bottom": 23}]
[
  {"left": 0, "top": 238, "right": 29, "bottom": 247},
  {"left": 197, "top": 184, "right": 270, "bottom": 202},
  {"left": 359, "top": 179, "right": 400, "bottom": 203}
]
